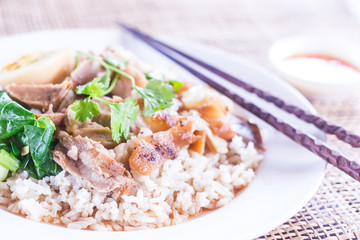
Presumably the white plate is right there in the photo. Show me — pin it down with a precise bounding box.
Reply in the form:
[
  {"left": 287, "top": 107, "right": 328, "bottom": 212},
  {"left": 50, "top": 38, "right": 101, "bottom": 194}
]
[{"left": 0, "top": 29, "right": 326, "bottom": 240}]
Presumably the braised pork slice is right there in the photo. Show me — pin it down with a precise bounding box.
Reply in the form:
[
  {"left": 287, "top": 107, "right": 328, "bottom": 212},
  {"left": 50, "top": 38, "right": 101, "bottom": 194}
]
[
  {"left": 71, "top": 58, "right": 104, "bottom": 87},
  {"left": 53, "top": 131, "right": 133, "bottom": 195},
  {"left": 35, "top": 104, "right": 65, "bottom": 128},
  {"left": 56, "top": 89, "right": 76, "bottom": 111},
  {"left": 65, "top": 107, "right": 117, "bottom": 148},
  {"left": 129, "top": 118, "right": 200, "bottom": 175},
  {"left": 6, "top": 78, "right": 71, "bottom": 112},
  {"left": 198, "top": 102, "right": 236, "bottom": 140},
  {"left": 111, "top": 61, "right": 148, "bottom": 98},
  {"left": 36, "top": 112, "right": 65, "bottom": 128}
]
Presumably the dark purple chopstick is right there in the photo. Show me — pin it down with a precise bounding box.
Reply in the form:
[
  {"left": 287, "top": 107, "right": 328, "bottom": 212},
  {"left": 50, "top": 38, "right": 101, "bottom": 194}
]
[
  {"left": 117, "top": 22, "right": 360, "bottom": 182},
  {"left": 118, "top": 22, "right": 360, "bottom": 149}
]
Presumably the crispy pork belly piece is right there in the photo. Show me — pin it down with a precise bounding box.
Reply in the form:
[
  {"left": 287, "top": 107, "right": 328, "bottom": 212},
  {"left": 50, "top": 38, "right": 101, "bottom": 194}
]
[
  {"left": 5, "top": 78, "right": 72, "bottom": 112},
  {"left": 188, "top": 130, "right": 206, "bottom": 154},
  {"left": 181, "top": 85, "right": 236, "bottom": 140},
  {"left": 129, "top": 118, "right": 200, "bottom": 175},
  {"left": 53, "top": 131, "right": 133, "bottom": 195},
  {"left": 65, "top": 107, "right": 117, "bottom": 148},
  {"left": 198, "top": 102, "right": 236, "bottom": 140},
  {"left": 142, "top": 110, "right": 180, "bottom": 132}
]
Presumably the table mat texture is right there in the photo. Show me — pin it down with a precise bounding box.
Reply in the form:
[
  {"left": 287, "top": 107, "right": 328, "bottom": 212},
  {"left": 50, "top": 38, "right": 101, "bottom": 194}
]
[{"left": 1, "top": 0, "right": 360, "bottom": 239}]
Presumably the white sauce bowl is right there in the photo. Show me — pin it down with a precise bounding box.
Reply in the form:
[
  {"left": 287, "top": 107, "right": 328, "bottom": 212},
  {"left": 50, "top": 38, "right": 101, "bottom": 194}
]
[{"left": 269, "top": 35, "right": 360, "bottom": 98}]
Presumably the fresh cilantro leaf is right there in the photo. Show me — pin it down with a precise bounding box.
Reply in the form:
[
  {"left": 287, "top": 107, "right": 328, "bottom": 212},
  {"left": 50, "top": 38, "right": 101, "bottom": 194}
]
[
  {"left": 73, "top": 51, "right": 178, "bottom": 142},
  {"left": 144, "top": 71, "right": 164, "bottom": 81},
  {"left": 75, "top": 77, "right": 107, "bottom": 97},
  {"left": 108, "top": 99, "right": 139, "bottom": 142},
  {"left": 135, "top": 79, "right": 175, "bottom": 117},
  {"left": 74, "top": 52, "right": 81, "bottom": 70},
  {"left": 98, "top": 71, "right": 112, "bottom": 89},
  {"left": 169, "top": 80, "right": 183, "bottom": 93},
  {"left": 71, "top": 97, "right": 100, "bottom": 122},
  {"left": 144, "top": 72, "right": 152, "bottom": 80}
]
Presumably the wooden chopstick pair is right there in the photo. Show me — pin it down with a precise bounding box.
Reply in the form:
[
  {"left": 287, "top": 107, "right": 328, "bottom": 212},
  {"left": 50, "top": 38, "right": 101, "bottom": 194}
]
[{"left": 117, "top": 22, "right": 360, "bottom": 182}]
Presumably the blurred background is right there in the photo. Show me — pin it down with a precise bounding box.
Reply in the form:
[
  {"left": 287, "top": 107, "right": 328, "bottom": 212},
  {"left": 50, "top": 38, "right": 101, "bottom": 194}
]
[
  {"left": 1, "top": 0, "right": 360, "bottom": 67},
  {"left": 1, "top": 0, "right": 360, "bottom": 239}
]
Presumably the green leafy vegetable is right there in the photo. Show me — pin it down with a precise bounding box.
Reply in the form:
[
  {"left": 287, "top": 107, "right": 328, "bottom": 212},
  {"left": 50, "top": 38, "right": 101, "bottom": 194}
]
[
  {"left": 19, "top": 154, "right": 37, "bottom": 179},
  {"left": 24, "top": 125, "right": 53, "bottom": 163},
  {"left": 15, "top": 131, "right": 28, "bottom": 146},
  {"left": 134, "top": 79, "right": 175, "bottom": 117},
  {"left": 0, "top": 92, "right": 36, "bottom": 139},
  {"left": 0, "top": 139, "right": 11, "bottom": 153},
  {"left": 0, "top": 92, "right": 61, "bottom": 181},
  {"left": 24, "top": 125, "right": 61, "bottom": 179},
  {"left": 36, "top": 116, "right": 56, "bottom": 131},
  {"left": 108, "top": 99, "right": 139, "bottom": 142},
  {"left": 71, "top": 97, "right": 100, "bottom": 122},
  {"left": 9, "top": 140, "right": 20, "bottom": 157}
]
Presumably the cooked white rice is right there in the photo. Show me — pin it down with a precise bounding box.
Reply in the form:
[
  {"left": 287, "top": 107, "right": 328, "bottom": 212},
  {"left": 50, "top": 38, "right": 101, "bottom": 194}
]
[
  {"left": 0, "top": 46, "right": 264, "bottom": 230},
  {"left": 0, "top": 134, "right": 262, "bottom": 231}
]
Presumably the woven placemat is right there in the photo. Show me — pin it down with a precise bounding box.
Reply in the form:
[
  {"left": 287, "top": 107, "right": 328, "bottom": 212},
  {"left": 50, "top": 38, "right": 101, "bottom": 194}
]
[{"left": 1, "top": 0, "right": 360, "bottom": 238}]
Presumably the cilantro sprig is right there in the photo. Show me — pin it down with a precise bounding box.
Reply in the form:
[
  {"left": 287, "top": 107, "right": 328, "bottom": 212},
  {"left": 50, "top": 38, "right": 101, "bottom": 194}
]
[
  {"left": 107, "top": 99, "right": 139, "bottom": 143},
  {"left": 71, "top": 51, "right": 181, "bottom": 142},
  {"left": 134, "top": 79, "right": 175, "bottom": 117}
]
